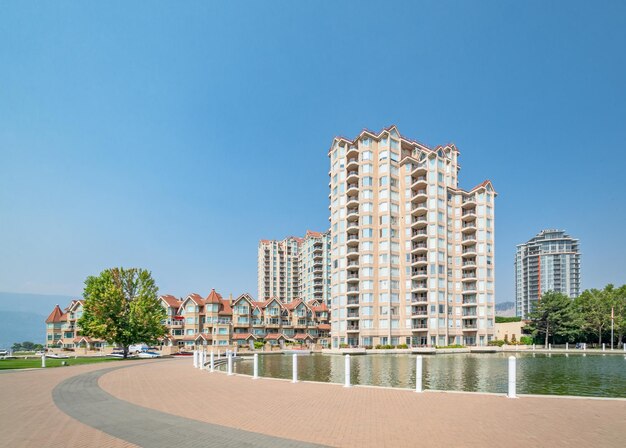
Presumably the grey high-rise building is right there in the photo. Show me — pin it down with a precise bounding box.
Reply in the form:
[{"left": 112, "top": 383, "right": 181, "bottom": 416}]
[{"left": 515, "top": 229, "right": 581, "bottom": 318}]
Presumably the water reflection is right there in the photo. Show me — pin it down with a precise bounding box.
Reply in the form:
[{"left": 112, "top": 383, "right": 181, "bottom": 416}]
[{"left": 227, "top": 353, "right": 626, "bottom": 398}]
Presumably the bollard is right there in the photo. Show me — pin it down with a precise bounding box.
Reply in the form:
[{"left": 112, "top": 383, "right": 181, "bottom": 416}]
[
  {"left": 507, "top": 356, "right": 517, "bottom": 398},
  {"left": 623, "top": 345, "right": 626, "bottom": 353},
  {"left": 218, "top": 350, "right": 221, "bottom": 359},
  {"left": 193, "top": 350, "right": 198, "bottom": 368},
  {"left": 201, "top": 351, "right": 206, "bottom": 370},
  {"left": 549, "top": 343, "right": 552, "bottom": 351},
  {"left": 227, "top": 353, "right": 233, "bottom": 376},
  {"left": 292, "top": 354, "right": 298, "bottom": 383},
  {"left": 584, "top": 343, "right": 587, "bottom": 351},
  {"left": 41, "top": 354, "right": 46, "bottom": 368},
  {"left": 253, "top": 353, "right": 259, "bottom": 379},
  {"left": 532, "top": 344, "right": 535, "bottom": 351},
  {"left": 602, "top": 343, "right": 606, "bottom": 352},
  {"left": 344, "top": 354, "right": 351, "bottom": 388},
  {"left": 210, "top": 351, "right": 215, "bottom": 373},
  {"left": 566, "top": 342, "right": 569, "bottom": 351},
  {"left": 415, "top": 355, "right": 423, "bottom": 393}
]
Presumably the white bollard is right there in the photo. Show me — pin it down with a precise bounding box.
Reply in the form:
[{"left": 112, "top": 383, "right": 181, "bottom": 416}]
[
  {"left": 210, "top": 350, "right": 215, "bottom": 373},
  {"left": 602, "top": 343, "right": 606, "bottom": 352},
  {"left": 532, "top": 344, "right": 535, "bottom": 351},
  {"left": 584, "top": 343, "right": 587, "bottom": 351},
  {"left": 41, "top": 354, "right": 46, "bottom": 368},
  {"left": 549, "top": 343, "right": 552, "bottom": 351},
  {"left": 227, "top": 353, "right": 233, "bottom": 376},
  {"left": 415, "top": 355, "right": 423, "bottom": 393},
  {"left": 566, "top": 342, "right": 569, "bottom": 351},
  {"left": 193, "top": 350, "right": 198, "bottom": 368},
  {"left": 218, "top": 350, "right": 221, "bottom": 359},
  {"left": 253, "top": 353, "right": 259, "bottom": 379},
  {"left": 507, "top": 356, "right": 517, "bottom": 398},
  {"left": 344, "top": 354, "right": 351, "bottom": 388},
  {"left": 201, "top": 351, "right": 206, "bottom": 370},
  {"left": 623, "top": 345, "right": 626, "bottom": 353},
  {"left": 292, "top": 353, "right": 298, "bottom": 383}
]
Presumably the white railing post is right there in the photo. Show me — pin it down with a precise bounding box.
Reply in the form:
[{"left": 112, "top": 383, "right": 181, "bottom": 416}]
[
  {"left": 253, "top": 353, "right": 259, "bottom": 379},
  {"left": 193, "top": 350, "right": 198, "bottom": 368},
  {"left": 344, "top": 354, "right": 351, "bottom": 388},
  {"left": 602, "top": 343, "right": 606, "bottom": 352},
  {"left": 548, "top": 343, "right": 552, "bottom": 351},
  {"left": 292, "top": 353, "right": 298, "bottom": 383},
  {"left": 41, "top": 354, "right": 46, "bottom": 368},
  {"left": 623, "top": 345, "right": 626, "bottom": 353},
  {"left": 566, "top": 342, "right": 569, "bottom": 351},
  {"left": 507, "top": 356, "right": 517, "bottom": 399},
  {"left": 227, "top": 352, "right": 233, "bottom": 376},
  {"left": 210, "top": 350, "right": 215, "bottom": 372},
  {"left": 532, "top": 344, "right": 535, "bottom": 351},
  {"left": 415, "top": 355, "right": 423, "bottom": 393}
]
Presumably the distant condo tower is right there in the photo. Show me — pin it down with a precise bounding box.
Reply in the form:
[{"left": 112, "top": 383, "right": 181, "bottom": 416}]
[
  {"left": 258, "top": 231, "right": 331, "bottom": 304},
  {"left": 515, "top": 229, "right": 581, "bottom": 318},
  {"left": 328, "top": 126, "right": 496, "bottom": 348}
]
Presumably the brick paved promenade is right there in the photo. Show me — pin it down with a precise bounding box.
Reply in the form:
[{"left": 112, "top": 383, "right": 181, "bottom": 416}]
[{"left": 2, "top": 357, "right": 625, "bottom": 447}]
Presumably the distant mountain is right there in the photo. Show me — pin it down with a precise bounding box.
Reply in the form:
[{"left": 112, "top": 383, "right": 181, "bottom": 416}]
[
  {"left": 0, "top": 292, "right": 75, "bottom": 349},
  {"left": 495, "top": 301, "right": 516, "bottom": 317}
]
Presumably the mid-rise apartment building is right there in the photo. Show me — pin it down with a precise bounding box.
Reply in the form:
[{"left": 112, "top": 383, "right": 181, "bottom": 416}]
[
  {"left": 257, "top": 230, "right": 331, "bottom": 304},
  {"left": 45, "top": 290, "right": 330, "bottom": 351},
  {"left": 258, "top": 237, "right": 302, "bottom": 302},
  {"left": 328, "top": 126, "right": 496, "bottom": 348},
  {"left": 515, "top": 229, "right": 581, "bottom": 318}
]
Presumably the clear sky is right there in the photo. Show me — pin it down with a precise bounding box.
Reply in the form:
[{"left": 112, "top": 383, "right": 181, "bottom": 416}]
[{"left": 1, "top": 1, "right": 625, "bottom": 302}]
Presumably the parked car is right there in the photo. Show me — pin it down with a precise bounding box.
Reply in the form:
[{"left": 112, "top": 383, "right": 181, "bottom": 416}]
[
  {"left": 137, "top": 351, "right": 161, "bottom": 359},
  {"left": 47, "top": 353, "right": 69, "bottom": 359}
]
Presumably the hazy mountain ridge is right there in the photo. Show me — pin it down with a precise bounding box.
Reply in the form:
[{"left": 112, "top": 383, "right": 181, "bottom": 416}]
[{"left": 0, "top": 292, "right": 74, "bottom": 349}]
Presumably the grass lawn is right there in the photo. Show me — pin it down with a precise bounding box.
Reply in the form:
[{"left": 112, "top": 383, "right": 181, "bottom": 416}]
[{"left": 0, "top": 356, "right": 131, "bottom": 370}]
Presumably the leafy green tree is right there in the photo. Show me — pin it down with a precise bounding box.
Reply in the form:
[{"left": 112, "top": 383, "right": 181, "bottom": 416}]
[
  {"left": 576, "top": 287, "right": 612, "bottom": 346},
  {"left": 77, "top": 267, "right": 167, "bottom": 358},
  {"left": 525, "top": 291, "right": 580, "bottom": 348},
  {"left": 11, "top": 341, "right": 43, "bottom": 352}
]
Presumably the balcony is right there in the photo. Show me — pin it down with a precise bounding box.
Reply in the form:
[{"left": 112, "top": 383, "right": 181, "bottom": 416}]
[
  {"left": 347, "top": 311, "right": 359, "bottom": 319},
  {"left": 462, "top": 246, "right": 477, "bottom": 256},
  {"left": 411, "top": 161, "right": 427, "bottom": 175},
  {"left": 346, "top": 195, "right": 359, "bottom": 207},
  {"left": 347, "top": 145, "right": 358, "bottom": 158},
  {"left": 346, "top": 183, "right": 359, "bottom": 196},
  {"left": 347, "top": 324, "right": 360, "bottom": 332},
  {"left": 412, "top": 256, "right": 428, "bottom": 266},
  {"left": 346, "top": 170, "right": 359, "bottom": 182},
  {"left": 412, "top": 294, "right": 428, "bottom": 304},
  {"left": 347, "top": 234, "right": 359, "bottom": 246},
  {"left": 462, "top": 321, "right": 478, "bottom": 330},
  {"left": 347, "top": 247, "right": 359, "bottom": 259},
  {"left": 412, "top": 321, "right": 428, "bottom": 330},
  {"left": 347, "top": 286, "right": 359, "bottom": 295},
  {"left": 411, "top": 242, "right": 428, "bottom": 254},
  {"left": 412, "top": 189, "right": 428, "bottom": 201},
  {"left": 462, "top": 298, "right": 477, "bottom": 305},
  {"left": 347, "top": 273, "right": 359, "bottom": 283},
  {"left": 347, "top": 297, "right": 359, "bottom": 306},
  {"left": 411, "top": 175, "right": 427, "bottom": 190},
  {"left": 411, "top": 216, "right": 427, "bottom": 229},
  {"left": 462, "top": 209, "right": 477, "bottom": 221},
  {"left": 462, "top": 272, "right": 477, "bottom": 281},
  {"left": 462, "top": 234, "right": 476, "bottom": 245},
  {"left": 411, "top": 202, "right": 428, "bottom": 216},
  {"left": 346, "top": 207, "right": 359, "bottom": 221},
  {"left": 462, "top": 196, "right": 476, "bottom": 208},
  {"left": 411, "top": 269, "right": 427, "bottom": 279},
  {"left": 412, "top": 307, "right": 428, "bottom": 317},
  {"left": 462, "top": 284, "right": 477, "bottom": 293},
  {"left": 346, "top": 157, "right": 359, "bottom": 170},
  {"left": 462, "top": 260, "right": 476, "bottom": 268},
  {"left": 347, "top": 222, "right": 359, "bottom": 234},
  {"left": 347, "top": 260, "right": 359, "bottom": 268},
  {"left": 412, "top": 282, "right": 428, "bottom": 292}
]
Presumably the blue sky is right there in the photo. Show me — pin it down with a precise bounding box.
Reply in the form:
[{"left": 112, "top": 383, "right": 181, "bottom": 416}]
[{"left": 1, "top": 1, "right": 625, "bottom": 302}]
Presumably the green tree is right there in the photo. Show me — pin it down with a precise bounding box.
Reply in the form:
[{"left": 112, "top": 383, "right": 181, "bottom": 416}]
[
  {"left": 576, "top": 287, "right": 612, "bottom": 346},
  {"left": 609, "top": 284, "right": 626, "bottom": 348},
  {"left": 77, "top": 267, "right": 167, "bottom": 358},
  {"left": 525, "top": 291, "right": 579, "bottom": 348}
]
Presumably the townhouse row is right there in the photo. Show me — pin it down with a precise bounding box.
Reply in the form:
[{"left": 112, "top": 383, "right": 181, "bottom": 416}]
[{"left": 45, "top": 289, "right": 330, "bottom": 351}]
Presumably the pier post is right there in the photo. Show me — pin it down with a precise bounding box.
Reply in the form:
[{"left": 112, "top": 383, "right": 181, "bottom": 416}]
[
  {"left": 227, "top": 352, "right": 233, "bottom": 376},
  {"left": 566, "top": 342, "right": 569, "bottom": 351},
  {"left": 253, "top": 353, "right": 259, "bottom": 379},
  {"left": 415, "top": 355, "right": 423, "bottom": 393},
  {"left": 344, "top": 354, "right": 351, "bottom": 388},
  {"left": 41, "top": 353, "right": 46, "bottom": 368},
  {"left": 602, "top": 343, "right": 606, "bottom": 352},
  {"left": 210, "top": 350, "right": 214, "bottom": 373},
  {"left": 507, "top": 356, "right": 517, "bottom": 399},
  {"left": 292, "top": 354, "right": 298, "bottom": 383},
  {"left": 548, "top": 343, "right": 552, "bottom": 351}
]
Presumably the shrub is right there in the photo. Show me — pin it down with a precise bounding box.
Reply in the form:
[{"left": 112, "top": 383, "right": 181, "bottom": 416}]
[
  {"left": 520, "top": 336, "right": 533, "bottom": 345},
  {"left": 253, "top": 341, "right": 265, "bottom": 349},
  {"left": 488, "top": 340, "right": 505, "bottom": 347},
  {"left": 339, "top": 343, "right": 349, "bottom": 348},
  {"left": 435, "top": 344, "right": 465, "bottom": 349},
  {"left": 374, "top": 344, "right": 395, "bottom": 349},
  {"left": 396, "top": 344, "right": 409, "bottom": 349},
  {"left": 364, "top": 345, "right": 373, "bottom": 350},
  {"left": 495, "top": 316, "right": 522, "bottom": 323}
]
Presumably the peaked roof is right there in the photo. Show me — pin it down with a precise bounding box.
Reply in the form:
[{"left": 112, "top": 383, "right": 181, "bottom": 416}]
[
  {"left": 206, "top": 289, "right": 222, "bottom": 304},
  {"left": 160, "top": 295, "right": 181, "bottom": 308},
  {"left": 46, "top": 305, "right": 65, "bottom": 323}
]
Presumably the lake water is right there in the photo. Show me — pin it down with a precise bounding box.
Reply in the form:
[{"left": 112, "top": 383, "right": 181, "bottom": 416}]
[{"left": 223, "top": 352, "right": 626, "bottom": 398}]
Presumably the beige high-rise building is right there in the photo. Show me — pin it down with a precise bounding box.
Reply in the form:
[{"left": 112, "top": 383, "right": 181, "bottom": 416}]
[
  {"left": 258, "top": 237, "right": 302, "bottom": 302},
  {"left": 258, "top": 231, "right": 331, "bottom": 304},
  {"left": 328, "top": 126, "right": 496, "bottom": 348}
]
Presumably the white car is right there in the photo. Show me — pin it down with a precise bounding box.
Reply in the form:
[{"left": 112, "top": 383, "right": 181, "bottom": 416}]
[
  {"left": 47, "top": 353, "right": 69, "bottom": 359},
  {"left": 137, "top": 351, "right": 160, "bottom": 358}
]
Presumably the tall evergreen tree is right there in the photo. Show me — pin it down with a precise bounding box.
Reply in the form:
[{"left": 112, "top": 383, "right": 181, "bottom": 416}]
[
  {"left": 576, "top": 287, "right": 612, "bottom": 346},
  {"left": 525, "top": 291, "right": 579, "bottom": 348}
]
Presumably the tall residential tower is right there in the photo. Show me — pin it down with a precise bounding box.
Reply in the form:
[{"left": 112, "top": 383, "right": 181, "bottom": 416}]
[
  {"left": 515, "top": 229, "right": 581, "bottom": 318},
  {"left": 328, "top": 126, "right": 496, "bottom": 348},
  {"left": 257, "top": 231, "right": 331, "bottom": 304}
]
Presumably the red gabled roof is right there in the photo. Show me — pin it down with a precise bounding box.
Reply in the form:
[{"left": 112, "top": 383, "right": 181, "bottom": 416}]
[
  {"left": 317, "top": 324, "right": 331, "bottom": 331},
  {"left": 46, "top": 305, "right": 64, "bottom": 323},
  {"left": 310, "top": 302, "right": 329, "bottom": 312},
  {"left": 283, "top": 299, "right": 303, "bottom": 311},
  {"left": 160, "top": 295, "right": 181, "bottom": 308},
  {"left": 219, "top": 298, "right": 232, "bottom": 315},
  {"left": 186, "top": 293, "right": 205, "bottom": 306},
  {"left": 232, "top": 333, "right": 257, "bottom": 340},
  {"left": 305, "top": 230, "right": 323, "bottom": 238},
  {"left": 265, "top": 333, "right": 287, "bottom": 340},
  {"left": 294, "top": 333, "right": 313, "bottom": 340}
]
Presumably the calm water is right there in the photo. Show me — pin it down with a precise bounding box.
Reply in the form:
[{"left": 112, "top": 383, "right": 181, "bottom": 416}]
[{"left": 223, "top": 353, "right": 626, "bottom": 398}]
